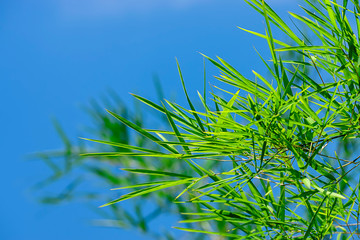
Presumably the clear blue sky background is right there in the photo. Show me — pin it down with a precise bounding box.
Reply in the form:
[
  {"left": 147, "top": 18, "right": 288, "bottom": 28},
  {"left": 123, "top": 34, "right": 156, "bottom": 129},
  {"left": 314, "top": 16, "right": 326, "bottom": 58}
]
[{"left": 1, "top": 0, "right": 298, "bottom": 239}]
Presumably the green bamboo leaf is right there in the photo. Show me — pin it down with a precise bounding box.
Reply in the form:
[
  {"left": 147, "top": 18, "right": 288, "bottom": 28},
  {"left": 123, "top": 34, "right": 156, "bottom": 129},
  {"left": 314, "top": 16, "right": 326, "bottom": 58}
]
[
  {"left": 101, "top": 178, "right": 193, "bottom": 207},
  {"left": 178, "top": 216, "right": 221, "bottom": 223},
  {"left": 162, "top": 102, "right": 204, "bottom": 176},
  {"left": 304, "top": 196, "right": 328, "bottom": 238},
  {"left": 131, "top": 94, "right": 204, "bottom": 135},
  {"left": 313, "top": 185, "right": 346, "bottom": 200},
  {"left": 324, "top": 0, "right": 337, "bottom": 28},
  {"left": 175, "top": 175, "right": 207, "bottom": 200},
  {"left": 173, "top": 227, "right": 246, "bottom": 238},
  {"left": 176, "top": 59, "right": 205, "bottom": 132},
  {"left": 215, "top": 89, "right": 240, "bottom": 133},
  {"left": 276, "top": 46, "right": 339, "bottom": 52},
  {"left": 121, "top": 168, "right": 192, "bottom": 178},
  {"left": 245, "top": 0, "right": 303, "bottom": 45},
  {"left": 111, "top": 180, "right": 183, "bottom": 190},
  {"left": 106, "top": 109, "right": 178, "bottom": 154},
  {"left": 80, "top": 137, "right": 163, "bottom": 154},
  {"left": 238, "top": 27, "right": 290, "bottom": 47}
]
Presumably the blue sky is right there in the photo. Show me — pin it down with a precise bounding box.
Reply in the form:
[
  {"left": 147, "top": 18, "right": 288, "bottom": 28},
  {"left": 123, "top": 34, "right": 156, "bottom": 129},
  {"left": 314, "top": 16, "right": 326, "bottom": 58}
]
[{"left": 1, "top": 0, "right": 298, "bottom": 239}]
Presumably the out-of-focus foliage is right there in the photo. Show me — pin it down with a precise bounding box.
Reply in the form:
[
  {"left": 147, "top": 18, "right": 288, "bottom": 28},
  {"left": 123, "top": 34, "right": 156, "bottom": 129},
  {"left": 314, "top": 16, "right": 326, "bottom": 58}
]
[
  {"left": 38, "top": 0, "right": 360, "bottom": 239},
  {"left": 35, "top": 89, "right": 223, "bottom": 239}
]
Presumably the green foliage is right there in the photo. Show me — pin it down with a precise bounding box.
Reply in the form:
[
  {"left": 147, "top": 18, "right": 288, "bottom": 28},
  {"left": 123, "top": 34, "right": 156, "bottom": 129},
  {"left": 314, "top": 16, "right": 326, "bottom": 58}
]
[{"left": 38, "top": 0, "right": 360, "bottom": 239}]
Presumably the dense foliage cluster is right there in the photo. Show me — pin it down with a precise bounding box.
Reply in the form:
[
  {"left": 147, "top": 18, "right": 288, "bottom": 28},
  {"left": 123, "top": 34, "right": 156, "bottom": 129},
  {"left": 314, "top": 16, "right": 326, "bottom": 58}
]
[{"left": 38, "top": 0, "right": 360, "bottom": 239}]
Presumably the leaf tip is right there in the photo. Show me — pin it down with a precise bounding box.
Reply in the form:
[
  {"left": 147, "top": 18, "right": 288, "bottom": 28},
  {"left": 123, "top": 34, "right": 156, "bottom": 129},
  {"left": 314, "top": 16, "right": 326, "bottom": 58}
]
[{"left": 99, "top": 203, "right": 109, "bottom": 208}]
